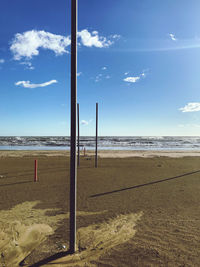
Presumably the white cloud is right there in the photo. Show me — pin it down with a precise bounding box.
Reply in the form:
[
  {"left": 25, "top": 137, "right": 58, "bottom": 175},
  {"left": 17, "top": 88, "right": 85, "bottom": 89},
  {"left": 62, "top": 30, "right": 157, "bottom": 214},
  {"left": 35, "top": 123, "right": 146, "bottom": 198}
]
[
  {"left": 111, "top": 34, "right": 121, "bottom": 40},
  {"left": 95, "top": 73, "right": 103, "bottom": 82},
  {"left": 77, "top": 72, "right": 82, "bottom": 77},
  {"left": 140, "top": 69, "right": 149, "bottom": 78},
  {"left": 94, "top": 72, "right": 111, "bottom": 82},
  {"left": 81, "top": 120, "right": 89, "bottom": 125},
  {"left": 10, "top": 30, "right": 71, "bottom": 60},
  {"left": 123, "top": 70, "right": 147, "bottom": 83},
  {"left": 179, "top": 102, "right": 200, "bottom": 112},
  {"left": 124, "top": 76, "right": 140, "bottom": 83},
  {"left": 0, "top": 59, "right": 5, "bottom": 63},
  {"left": 169, "top": 33, "right": 177, "bottom": 41},
  {"left": 19, "top": 61, "right": 34, "bottom": 70},
  {"left": 15, "top": 79, "right": 57, "bottom": 88},
  {"left": 102, "top": 66, "right": 107, "bottom": 70},
  {"left": 10, "top": 29, "right": 117, "bottom": 60},
  {"left": 81, "top": 119, "right": 93, "bottom": 125},
  {"left": 92, "top": 31, "right": 98, "bottom": 35},
  {"left": 78, "top": 29, "right": 113, "bottom": 48}
]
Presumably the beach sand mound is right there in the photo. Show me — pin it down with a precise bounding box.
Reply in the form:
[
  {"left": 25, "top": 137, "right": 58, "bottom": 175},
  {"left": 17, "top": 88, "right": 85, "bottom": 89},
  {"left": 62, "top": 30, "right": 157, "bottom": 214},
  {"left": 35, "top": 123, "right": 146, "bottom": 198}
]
[
  {"left": 0, "top": 201, "right": 110, "bottom": 266},
  {"left": 77, "top": 212, "right": 143, "bottom": 251},
  {"left": 0, "top": 201, "right": 56, "bottom": 266},
  {"left": 47, "top": 212, "right": 143, "bottom": 266},
  {"left": 0, "top": 222, "right": 52, "bottom": 267},
  {"left": 0, "top": 199, "right": 143, "bottom": 266}
]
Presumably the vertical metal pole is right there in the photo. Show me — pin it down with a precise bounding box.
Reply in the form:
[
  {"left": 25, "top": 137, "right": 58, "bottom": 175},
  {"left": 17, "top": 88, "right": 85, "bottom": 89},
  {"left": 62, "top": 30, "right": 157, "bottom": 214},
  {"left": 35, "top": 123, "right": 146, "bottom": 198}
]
[
  {"left": 95, "top": 103, "right": 98, "bottom": 168},
  {"left": 70, "top": 0, "right": 77, "bottom": 254},
  {"left": 77, "top": 103, "right": 80, "bottom": 166},
  {"left": 34, "top": 159, "right": 38, "bottom": 182}
]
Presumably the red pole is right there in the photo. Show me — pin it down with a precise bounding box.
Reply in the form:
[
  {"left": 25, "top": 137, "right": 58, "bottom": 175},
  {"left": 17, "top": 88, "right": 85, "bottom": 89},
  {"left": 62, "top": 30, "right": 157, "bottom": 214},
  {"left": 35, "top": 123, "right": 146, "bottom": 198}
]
[{"left": 34, "top": 159, "right": 38, "bottom": 182}]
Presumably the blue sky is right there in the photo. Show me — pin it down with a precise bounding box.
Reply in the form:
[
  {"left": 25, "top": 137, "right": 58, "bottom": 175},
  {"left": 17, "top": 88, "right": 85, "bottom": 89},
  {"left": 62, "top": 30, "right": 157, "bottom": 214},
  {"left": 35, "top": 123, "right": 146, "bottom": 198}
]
[{"left": 1, "top": 0, "right": 200, "bottom": 136}]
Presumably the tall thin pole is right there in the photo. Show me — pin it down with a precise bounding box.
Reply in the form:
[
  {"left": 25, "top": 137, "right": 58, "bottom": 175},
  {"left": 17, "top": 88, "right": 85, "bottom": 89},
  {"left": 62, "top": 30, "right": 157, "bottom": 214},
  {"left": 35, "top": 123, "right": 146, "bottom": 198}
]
[
  {"left": 70, "top": 0, "right": 77, "bottom": 254},
  {"left": 34, "top": 159, "right": 38, "bottom": 182},
  {"left": 95, "top": 102, "right": 98, "bottom": 168},
  {"left": 77, "top": 103, "right": 80, "bottom": 166}
]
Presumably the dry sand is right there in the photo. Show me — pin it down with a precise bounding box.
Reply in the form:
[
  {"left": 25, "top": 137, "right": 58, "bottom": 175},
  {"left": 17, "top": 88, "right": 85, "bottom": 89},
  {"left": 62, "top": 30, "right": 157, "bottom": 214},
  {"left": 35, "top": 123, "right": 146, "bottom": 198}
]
[
  {"left": 1, "top": 149, "right": 200, "bottom": 158},
  {"left": 96, "top": 149, "right": 200, "bottom": 158},
  {"left": 0, "top": 150, "right": 200, "bottom": 266}
]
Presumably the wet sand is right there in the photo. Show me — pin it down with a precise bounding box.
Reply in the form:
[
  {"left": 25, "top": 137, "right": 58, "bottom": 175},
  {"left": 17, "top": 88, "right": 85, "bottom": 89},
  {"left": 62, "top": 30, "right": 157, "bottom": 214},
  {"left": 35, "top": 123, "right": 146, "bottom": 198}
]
[{"left": 0, "top": 151, "right": 200, "bottom": 266}]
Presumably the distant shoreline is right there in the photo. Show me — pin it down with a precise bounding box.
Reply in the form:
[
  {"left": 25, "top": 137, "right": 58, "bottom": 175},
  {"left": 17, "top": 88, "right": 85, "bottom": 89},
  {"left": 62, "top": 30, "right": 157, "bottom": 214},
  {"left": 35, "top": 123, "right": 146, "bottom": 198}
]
[{"left": 1, "top": 149, "right": 200, "bottom": 158}]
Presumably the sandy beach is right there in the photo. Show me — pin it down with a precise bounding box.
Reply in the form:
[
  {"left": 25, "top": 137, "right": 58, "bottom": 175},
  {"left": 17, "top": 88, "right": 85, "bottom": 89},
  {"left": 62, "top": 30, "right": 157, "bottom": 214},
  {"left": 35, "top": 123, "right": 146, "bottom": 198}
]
[
  {"left": 0, "top": 150, "right": 200, "bottom": 266},
  {"left": 1, "top": 149, "right": 200, "bottom": 158}
]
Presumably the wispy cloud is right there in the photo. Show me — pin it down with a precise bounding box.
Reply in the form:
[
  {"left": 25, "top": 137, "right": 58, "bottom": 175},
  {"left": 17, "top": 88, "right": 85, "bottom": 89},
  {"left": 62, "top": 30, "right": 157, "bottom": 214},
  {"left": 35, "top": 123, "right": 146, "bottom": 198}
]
[
  {"left": 179, "top": 102, "right": 200, "bottom": 112},
  {"left": 81, "top": 119, "right": 93, "bottom": 126},
  {"left": 15, "top": 79, "right": 58, "bottom": 88},
  {"left": 81, "top": 120, "right": 89, "bottom": 125},
  {"left": 10, "top": 29, "right": 119, "bottom": 60},
  {"left": 169, "top": 33, "right": 177, "bottom": 41},
  {"left": 124, "top": 76, "right": 140, "bottom": 83},
  {"left": 19, "top": 61, "right": 34, "bottom": 70},
  {"left": 94, "top": 66, "right": 112, "bottom": 82},
  {"left": 0, "top": 59, "right": 5, "bottom": 63},
  {"left": 77, "top": 72, "right": 82, "bottom": 77},
  {"left": 95, "top": 73, "right": 111, "bottom": 82},
  {"left": 123, "top": 70, "right": 148, "bottom": 83},
  {"left": 110, "top": 34, "right": 121, "bottom": 40},
  {"left": 95, "top": 74, "right": 103, "bottom": 82}
]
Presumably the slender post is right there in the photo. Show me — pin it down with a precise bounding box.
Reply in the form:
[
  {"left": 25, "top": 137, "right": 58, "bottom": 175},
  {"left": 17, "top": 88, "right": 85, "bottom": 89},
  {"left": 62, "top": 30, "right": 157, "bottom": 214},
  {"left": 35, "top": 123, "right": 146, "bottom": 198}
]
[
  {"left": 95, "top": 103, "right": 98, "bottom": 168},
  {"left": 77, "top": 103, "right": 80, "bottom": 166},
  {"left": 70, "top": 0, "right": 77, "bottom": 254},
  {"left": 34, "top": 159, "right": 38, "bottom": 182}
]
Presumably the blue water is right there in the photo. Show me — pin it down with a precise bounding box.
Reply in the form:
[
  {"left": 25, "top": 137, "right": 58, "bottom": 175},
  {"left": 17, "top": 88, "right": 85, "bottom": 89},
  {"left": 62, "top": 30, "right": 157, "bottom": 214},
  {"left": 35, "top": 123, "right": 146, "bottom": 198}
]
[{"left": 0, "top": 136, "right": 200, "bottom": 151}]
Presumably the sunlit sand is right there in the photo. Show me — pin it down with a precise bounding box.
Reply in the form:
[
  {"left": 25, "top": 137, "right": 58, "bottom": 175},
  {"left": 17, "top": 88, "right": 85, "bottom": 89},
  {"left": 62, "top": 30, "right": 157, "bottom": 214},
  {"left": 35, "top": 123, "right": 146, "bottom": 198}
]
[{"left": 0, "top": 151, "right": 200, "bottom": 265}]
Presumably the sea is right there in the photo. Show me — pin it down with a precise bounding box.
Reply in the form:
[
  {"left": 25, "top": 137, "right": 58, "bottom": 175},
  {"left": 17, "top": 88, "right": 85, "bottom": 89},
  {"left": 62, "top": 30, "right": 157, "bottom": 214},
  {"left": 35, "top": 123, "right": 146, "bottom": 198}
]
[{"left": 0, "top": 136, "right": 200, "bottom": 151}]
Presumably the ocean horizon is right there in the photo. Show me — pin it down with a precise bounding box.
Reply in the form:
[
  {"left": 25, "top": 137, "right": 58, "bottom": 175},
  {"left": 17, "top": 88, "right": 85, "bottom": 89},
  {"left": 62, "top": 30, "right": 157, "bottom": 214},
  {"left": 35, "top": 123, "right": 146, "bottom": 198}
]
[{"left": 0, "top": 136, "right": 200, "bottom": 151}]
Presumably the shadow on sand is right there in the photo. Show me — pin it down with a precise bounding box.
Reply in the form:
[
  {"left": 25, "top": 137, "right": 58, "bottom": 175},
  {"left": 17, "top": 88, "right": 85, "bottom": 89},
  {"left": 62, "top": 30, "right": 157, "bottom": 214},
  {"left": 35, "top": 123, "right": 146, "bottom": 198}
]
[
  {"left": 0, "top": 180, "right": 32, "bottom": 187},
  {"left": 90, "top": 169, "right": 200, "bottom": 198},
  {"left": 28, "top": 250, "right": 72, "bottom": 267}
]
